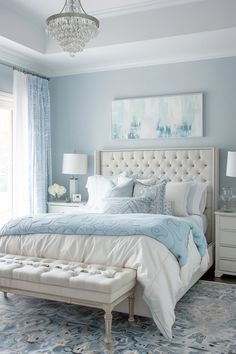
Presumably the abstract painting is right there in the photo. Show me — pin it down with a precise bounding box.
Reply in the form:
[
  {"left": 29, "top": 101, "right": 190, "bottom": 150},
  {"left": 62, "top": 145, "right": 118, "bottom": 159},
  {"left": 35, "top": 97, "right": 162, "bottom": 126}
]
[{"left": 112, "top": 93, "right": 203, "bottom": 140}]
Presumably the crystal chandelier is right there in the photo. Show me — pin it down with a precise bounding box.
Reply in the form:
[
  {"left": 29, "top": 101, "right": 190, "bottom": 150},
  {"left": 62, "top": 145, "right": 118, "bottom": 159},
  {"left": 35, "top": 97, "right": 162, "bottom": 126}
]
[{"left": 46, "top": 0, "right": 99, "bottom": 56}]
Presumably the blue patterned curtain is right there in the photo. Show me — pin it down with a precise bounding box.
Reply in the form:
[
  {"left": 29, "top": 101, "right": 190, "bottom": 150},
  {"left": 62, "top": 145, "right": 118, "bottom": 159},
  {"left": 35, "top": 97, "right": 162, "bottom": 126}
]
[{"left": 27, "top": 75, "right": 52, "bottom": 214}]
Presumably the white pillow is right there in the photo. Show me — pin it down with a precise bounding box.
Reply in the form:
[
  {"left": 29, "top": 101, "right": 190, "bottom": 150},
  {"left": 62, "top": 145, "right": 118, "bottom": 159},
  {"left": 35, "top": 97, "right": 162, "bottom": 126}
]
[
  {"left": 117, "top": 174, "right": 133, "bottom": 185},
  {"left": 86, "top": 175, "right": 134, "bottom": 209},
  {"left": 165, "top": 182, "right": 192, "bottom": 216},
  {"left": 135, "top": 177, "right": 157, "bottom": 185},
  {"left": 86, "top": 175, "right": 114, "bottom": 208},
  {"left": 187, "top": 182, "right": 208, "bottom": 215}
]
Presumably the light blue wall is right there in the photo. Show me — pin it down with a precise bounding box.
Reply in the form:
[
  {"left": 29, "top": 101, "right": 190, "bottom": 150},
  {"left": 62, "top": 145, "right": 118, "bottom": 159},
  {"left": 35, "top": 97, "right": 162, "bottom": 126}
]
[
  {"left": 50, "top": 57, "right": 236, "bottom": 200},
  {"left": 0, "top": 64, "right": 13, "bottom": 93}
]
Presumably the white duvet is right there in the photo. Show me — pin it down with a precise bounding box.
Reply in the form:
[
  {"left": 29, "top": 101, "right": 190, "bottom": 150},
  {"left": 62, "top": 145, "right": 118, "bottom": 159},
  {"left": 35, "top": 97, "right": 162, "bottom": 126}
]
[{"left": 0, "top": 228, "right": 208, "bottom": 338}]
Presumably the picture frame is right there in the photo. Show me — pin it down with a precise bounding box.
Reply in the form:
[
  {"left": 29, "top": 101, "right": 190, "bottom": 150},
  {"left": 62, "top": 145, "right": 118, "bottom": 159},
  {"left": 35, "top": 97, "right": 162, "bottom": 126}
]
[{"left": 112, "top": 92, "right": 203, "bottom": 140}]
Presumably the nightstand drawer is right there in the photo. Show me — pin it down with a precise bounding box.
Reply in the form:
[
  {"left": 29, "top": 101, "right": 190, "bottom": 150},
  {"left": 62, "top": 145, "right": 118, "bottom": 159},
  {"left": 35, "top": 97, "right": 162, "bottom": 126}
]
[
  {"left": 48, "top": 205, "right": 70, "bottom": 213},
  {"left": 47, "top": 203, "right": 86, "bottom": 214},
  {"left": 220, "top": 216, "right": 236, "bottom": 230},
  {"left": 219, "top": 230, "right": 236, "bottom": 246},
  {"left": 219, "top": 246, "right": 236, "bottom": 260},
  {"left": 219, "top": 259, "right": 236, "bottom": 273}
]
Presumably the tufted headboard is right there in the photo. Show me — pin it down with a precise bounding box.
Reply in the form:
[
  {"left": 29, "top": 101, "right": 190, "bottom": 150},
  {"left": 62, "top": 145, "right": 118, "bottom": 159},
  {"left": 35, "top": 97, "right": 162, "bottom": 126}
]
[{"left": 95, "top": 147, "right": 219, "bottom": 244}]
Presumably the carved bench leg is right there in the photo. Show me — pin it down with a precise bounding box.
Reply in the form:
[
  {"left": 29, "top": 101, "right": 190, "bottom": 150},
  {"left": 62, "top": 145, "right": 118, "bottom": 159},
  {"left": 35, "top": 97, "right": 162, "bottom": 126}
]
[
  {"left": 104, "top": 306, "right": 113, "bottom": 345},
  {"left": 3, "top": 292, "right": 7, "bottom": 298},
  {"left": 128, "top": 294, "right": 135, "bottom": 324}
]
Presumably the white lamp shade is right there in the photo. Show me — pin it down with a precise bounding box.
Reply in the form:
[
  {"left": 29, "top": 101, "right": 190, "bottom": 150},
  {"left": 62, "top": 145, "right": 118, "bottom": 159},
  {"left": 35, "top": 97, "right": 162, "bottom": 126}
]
[
  {"left": 226, "top": 151, "right": 236, "bottom": 177},
  {"left": 62, "top": 153, "right": 88, "bottom": 175}
]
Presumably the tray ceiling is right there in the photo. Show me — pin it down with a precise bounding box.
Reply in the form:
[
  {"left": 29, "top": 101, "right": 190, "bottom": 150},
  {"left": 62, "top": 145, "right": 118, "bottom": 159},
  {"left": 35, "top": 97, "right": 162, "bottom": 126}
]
[{"left": 0, "top": 0, "right": 235, "bottom": 77}]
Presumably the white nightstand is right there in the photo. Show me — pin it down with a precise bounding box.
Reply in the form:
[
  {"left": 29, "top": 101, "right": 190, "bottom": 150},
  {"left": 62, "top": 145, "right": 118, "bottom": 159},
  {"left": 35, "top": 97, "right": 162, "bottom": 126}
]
[
  {"left": 47, "top": 201, "right": 87, "bottom": 213},
  {"left": 215, "top": 211, "right": 236, "bottom": 277}
]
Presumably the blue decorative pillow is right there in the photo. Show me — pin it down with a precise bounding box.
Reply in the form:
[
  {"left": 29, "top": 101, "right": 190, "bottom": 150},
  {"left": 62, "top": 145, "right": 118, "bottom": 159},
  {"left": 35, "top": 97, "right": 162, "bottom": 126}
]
[
  {"left": 163, "top": 201, "right": 175, "bottom": 215},
  {"left": 100, "top": 197, "right": 153, "bottom": 214},
  {"left": 133, "top": 180, "right": 167, "bottom": 214}
]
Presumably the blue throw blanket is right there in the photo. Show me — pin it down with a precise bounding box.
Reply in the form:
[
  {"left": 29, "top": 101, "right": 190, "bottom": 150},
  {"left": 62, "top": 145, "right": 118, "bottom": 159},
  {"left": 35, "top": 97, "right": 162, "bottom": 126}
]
[{"left": 0, "top": 213, "right": 207, "bottom": 267}]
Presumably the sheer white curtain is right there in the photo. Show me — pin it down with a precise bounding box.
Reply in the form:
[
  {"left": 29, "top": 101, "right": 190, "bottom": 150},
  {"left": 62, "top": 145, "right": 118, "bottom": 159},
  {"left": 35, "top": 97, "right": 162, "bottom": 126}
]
[
  {"left": 12, "top": 70, "right": 52, "bottom": 217},
  {"left": 27, "top": 74, "right": 52, "bottom": 214},
  {"left": 12, "top": 71, "right": 30, "bottom": 216}
]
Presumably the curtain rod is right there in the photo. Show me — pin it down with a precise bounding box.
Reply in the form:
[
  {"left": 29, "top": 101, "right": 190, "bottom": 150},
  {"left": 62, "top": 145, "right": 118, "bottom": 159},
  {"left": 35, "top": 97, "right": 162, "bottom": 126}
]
[{"left": 0, "top": 60, "right": 50, "bottom": 81}]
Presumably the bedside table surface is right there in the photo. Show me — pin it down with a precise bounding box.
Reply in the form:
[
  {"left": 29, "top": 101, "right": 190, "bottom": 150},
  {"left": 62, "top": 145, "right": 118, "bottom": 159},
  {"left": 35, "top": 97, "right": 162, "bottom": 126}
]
[
  {"left": 47, "top": 201, "right": 87, "bottom": 207},
  {"left": 215, "top": 210, "right": 236, "bottom": 216}
]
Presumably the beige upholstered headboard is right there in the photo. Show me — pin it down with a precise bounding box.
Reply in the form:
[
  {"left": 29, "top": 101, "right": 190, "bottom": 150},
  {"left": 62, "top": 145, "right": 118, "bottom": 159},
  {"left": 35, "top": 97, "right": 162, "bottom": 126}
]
[{"left": 95, "top": 147, "right": 219, "bottom": 244}]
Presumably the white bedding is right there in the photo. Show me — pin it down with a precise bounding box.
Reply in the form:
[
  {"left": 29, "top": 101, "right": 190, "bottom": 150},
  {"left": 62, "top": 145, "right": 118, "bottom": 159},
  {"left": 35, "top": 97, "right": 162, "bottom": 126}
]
[
  {"left": 180, "top": 214, "right": 208, "bottom": 234},
  {"left": 0, "top": 227, "right": 208, "bottom": 338}
]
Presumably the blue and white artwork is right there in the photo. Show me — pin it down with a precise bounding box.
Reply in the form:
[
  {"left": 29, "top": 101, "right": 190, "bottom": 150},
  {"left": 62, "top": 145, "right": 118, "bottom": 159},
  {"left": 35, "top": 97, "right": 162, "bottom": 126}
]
[{"left": 112, "top": 93, "right": 203, "bottom": 140}]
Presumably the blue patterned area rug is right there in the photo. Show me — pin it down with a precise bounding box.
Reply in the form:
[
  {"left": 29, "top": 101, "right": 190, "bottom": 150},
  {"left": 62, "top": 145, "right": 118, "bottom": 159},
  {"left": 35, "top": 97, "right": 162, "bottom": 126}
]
[{"left": 0, "top": 280, "right": 235, "bottom": 354}]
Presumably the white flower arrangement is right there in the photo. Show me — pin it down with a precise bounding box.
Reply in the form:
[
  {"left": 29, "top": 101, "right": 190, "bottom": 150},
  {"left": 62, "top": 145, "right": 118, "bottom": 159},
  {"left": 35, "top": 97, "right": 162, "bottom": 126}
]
[{"left": 48, "top": 184, "right": 66, "bottom": 199}]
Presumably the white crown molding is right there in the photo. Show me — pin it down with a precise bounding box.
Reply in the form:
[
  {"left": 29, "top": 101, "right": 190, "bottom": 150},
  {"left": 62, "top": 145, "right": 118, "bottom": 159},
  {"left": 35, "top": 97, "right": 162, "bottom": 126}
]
[
  {"left": 0, "top": 46, "right": 51, "bottom": 77},
  {"left": 49, "top": 53, "right": 236, "bottom": 77},
  {"left": 92, "top": 0, "right": 204, "bottom": 18}
]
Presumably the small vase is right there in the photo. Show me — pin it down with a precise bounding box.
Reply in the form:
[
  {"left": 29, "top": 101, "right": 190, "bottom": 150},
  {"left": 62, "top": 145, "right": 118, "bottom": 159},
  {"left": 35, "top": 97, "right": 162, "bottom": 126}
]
[
  {"left": 50, "top": 194, "right": 60, "bottom": 202},
  {"left": 219, "top": 187, "right": 234, "bottom": 212}
]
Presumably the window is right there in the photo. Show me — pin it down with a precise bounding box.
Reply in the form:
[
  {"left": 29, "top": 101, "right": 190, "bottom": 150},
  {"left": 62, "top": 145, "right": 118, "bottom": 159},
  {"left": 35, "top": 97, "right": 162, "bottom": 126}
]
[{"left": 0, "top": 92, "right": 13, "bottom": 225}]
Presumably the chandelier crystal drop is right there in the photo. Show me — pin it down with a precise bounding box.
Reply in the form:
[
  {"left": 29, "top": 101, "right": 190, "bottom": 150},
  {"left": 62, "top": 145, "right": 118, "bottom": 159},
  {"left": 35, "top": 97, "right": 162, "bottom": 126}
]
[{"left": 46, "top": 0, "right": 99, "bottom": 56}]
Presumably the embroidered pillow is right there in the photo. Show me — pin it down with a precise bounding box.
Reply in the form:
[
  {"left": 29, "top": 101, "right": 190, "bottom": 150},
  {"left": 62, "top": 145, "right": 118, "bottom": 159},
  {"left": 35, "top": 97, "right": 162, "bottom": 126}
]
[
  {"left": 133, "top": 180, "right": 167, "bottom": 214},
  {"left": 100, "top": 197, "right": 153, "bottom": 214},
  {"left": 163, "top": 201, "right": 175, "bottom": 215}
]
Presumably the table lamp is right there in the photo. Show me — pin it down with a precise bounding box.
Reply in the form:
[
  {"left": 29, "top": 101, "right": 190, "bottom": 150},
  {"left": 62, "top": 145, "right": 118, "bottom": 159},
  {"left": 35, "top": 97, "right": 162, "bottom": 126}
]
[
  {"left": 62, "top": 153, "right": 88, "bottom": 201},
  {"left": 227, "top": 151, "right": 236, "bottom": 178},
  {"left": 221, "top": 151, "right": 236, "bottom": 212}
]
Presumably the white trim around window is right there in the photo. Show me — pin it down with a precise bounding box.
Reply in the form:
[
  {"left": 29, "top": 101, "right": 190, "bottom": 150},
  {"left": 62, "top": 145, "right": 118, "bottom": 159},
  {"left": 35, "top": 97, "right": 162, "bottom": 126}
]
[{"left": 0, "top": 91, "right": 13, "bottom": 108}]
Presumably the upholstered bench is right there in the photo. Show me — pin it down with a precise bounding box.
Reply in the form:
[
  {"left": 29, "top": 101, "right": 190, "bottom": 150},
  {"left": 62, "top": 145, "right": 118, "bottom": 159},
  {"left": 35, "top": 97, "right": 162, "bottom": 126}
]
[{"left": 0, "top": 254, "right": 136, "bottom": 344}]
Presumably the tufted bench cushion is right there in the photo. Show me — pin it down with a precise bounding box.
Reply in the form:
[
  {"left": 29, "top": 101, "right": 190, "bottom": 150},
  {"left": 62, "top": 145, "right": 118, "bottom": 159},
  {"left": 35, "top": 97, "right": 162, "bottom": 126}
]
[{"left": 0, "top": 253, "right": 136, "bottom": 344}]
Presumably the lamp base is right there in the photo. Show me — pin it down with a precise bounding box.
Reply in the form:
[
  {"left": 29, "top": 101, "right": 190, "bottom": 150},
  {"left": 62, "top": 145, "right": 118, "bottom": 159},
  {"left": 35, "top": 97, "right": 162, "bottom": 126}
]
[{"left": 69, "top": 178, "right": 79, "bottom": 201}]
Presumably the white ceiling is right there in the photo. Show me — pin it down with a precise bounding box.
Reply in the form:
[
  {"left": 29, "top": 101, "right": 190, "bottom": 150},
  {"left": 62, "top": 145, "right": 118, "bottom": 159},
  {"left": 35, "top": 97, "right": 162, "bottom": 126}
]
[
  {"left": 1, "top": 0, "right": 203, "bottom": 23},
  {"left": 0, "top": 0, "right": 236, "bottom": 77}
]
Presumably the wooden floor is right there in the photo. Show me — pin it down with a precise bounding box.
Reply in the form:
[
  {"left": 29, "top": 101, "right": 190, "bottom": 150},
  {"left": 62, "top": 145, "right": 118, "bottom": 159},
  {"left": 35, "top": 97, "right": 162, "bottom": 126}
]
[{"left": 201, "top": 266, "right": 236, "bottom": 284}]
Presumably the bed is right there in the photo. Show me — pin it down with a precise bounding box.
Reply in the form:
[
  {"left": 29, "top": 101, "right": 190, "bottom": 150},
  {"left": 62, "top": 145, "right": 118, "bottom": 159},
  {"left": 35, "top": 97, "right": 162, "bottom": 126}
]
[
  {"left": 94, "top": 147, "right": 218, "bottom": 321},
  {"left": 0, "top": 147, "right": 219, "bottom": 339}
]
